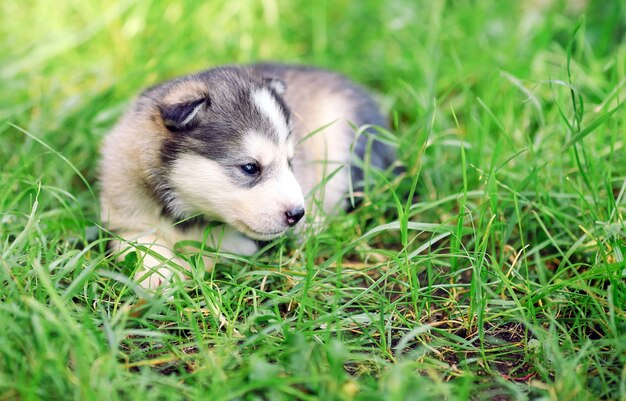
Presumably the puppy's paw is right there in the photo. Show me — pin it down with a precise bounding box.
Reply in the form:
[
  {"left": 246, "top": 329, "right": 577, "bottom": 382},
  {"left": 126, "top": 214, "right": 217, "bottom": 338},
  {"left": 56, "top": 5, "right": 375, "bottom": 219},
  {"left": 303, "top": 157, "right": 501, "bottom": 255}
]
[
  {"left": 208, "top": 225, "right": 259, "bottom": 256},
  {"left": 136, "top": 266, "right": 174, "bottom": 289},
  {"left": 134, "top": 252, "right": 188, "bottom": 290}
]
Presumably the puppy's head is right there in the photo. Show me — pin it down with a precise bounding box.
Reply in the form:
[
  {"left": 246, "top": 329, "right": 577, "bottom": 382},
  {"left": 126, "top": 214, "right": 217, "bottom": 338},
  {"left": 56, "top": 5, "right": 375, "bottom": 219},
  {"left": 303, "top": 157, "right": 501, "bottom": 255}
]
[{"left": 149, "top": 67, "right": 305, "bottom": 240}]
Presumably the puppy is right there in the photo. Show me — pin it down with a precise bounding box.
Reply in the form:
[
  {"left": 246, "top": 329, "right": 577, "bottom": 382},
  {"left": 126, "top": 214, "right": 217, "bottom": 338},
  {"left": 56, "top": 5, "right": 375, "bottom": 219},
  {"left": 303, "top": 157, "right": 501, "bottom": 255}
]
[{"left": 100, "top": 64, "right": 397, "bottom": 289}]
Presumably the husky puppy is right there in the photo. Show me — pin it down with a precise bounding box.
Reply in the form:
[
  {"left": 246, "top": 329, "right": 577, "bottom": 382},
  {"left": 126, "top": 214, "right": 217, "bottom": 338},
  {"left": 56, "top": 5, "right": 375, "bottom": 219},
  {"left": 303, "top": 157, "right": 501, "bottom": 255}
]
[{"left": 100, "top": 64, "right": 396, "bottom": 289}]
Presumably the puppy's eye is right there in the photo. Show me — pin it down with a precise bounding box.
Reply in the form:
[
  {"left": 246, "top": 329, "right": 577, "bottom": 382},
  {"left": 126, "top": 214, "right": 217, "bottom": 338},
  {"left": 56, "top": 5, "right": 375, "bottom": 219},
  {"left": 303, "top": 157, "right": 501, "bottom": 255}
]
[
  {"left": 241, "top": 163, "right": 260, "bottom": 175},
  {"left": 288, "top": 158, "right": 294, "bottom": 169}
]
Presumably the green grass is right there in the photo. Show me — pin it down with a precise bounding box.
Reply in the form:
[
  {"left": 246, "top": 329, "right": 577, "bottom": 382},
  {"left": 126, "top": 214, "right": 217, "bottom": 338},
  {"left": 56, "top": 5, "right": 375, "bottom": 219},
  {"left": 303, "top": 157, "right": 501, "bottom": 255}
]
[{"left": 1, "top": 1, "right": 626, "bottom": 400}]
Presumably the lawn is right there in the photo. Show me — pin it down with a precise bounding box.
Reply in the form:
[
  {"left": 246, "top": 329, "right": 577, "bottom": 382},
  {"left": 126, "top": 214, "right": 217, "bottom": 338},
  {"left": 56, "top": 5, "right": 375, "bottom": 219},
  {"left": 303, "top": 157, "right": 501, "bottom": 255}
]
[{"left": 1, "top": 1, "right": 625, "bottom": 400}]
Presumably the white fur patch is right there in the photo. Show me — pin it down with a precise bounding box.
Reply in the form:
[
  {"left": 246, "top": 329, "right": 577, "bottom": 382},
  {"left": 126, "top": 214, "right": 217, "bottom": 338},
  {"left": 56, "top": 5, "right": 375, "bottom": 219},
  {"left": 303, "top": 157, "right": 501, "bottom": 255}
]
[
  {"left": 243, "top": 132, "right": 295, "bottom": 167},
  {"left": 252, "top": 89, "right": 290, "bottom": 141},
  {"left": 243, "top": 133, "right": 280, "bottom": 166}
]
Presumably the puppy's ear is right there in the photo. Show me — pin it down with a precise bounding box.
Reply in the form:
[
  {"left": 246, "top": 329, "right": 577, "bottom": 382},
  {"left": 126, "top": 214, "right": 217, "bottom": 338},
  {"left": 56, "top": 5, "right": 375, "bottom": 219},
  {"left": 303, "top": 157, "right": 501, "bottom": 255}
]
[
  {"left": 264, "top": 77, "right": 286, "bottom": 96},
  {"left": 159, "top": 97, "right": 210, "bottom": 132}
]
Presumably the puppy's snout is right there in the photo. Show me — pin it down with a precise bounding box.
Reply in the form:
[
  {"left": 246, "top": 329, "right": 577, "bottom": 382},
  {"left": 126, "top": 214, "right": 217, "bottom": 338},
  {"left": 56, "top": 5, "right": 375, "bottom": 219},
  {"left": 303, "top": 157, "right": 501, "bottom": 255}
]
[{"left": 285, "top": 207, "right": 305, "bottom": 227}]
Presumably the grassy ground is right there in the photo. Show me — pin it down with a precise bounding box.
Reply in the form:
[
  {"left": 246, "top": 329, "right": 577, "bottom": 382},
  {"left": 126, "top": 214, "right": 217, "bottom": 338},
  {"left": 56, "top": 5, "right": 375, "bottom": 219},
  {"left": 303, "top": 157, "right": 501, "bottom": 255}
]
[{"left": 1, "top": 1, "right": 625, "bottom": 400}]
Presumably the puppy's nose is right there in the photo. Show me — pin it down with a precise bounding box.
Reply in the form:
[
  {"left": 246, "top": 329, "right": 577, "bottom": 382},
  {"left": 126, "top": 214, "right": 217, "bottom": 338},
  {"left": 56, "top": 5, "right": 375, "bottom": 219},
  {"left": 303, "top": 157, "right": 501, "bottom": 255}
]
[{"left": 285, "top": 207, "right": 305, "bottom": 227}]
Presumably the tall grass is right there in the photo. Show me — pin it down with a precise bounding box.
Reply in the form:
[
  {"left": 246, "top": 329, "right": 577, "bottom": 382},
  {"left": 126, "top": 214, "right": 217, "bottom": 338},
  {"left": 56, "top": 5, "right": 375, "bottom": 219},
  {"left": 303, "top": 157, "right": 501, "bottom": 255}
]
[{"left": 1, "top": 1, "right": 625, "bottom": 400}]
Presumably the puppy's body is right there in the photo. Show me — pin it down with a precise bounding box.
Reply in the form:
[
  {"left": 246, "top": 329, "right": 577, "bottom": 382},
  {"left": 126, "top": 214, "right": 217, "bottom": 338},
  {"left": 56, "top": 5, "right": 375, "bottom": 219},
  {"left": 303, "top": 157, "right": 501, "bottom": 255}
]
[{"left": 100, "top": 64, "right": 396, "bottom": 288}]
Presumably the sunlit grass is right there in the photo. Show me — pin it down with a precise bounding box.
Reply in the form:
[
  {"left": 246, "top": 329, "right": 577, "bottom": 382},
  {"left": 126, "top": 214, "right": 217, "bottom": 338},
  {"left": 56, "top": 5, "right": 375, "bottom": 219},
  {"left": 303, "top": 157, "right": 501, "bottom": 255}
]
[{"left": 1, "top": 1, "right": 625, "bottom": 400}]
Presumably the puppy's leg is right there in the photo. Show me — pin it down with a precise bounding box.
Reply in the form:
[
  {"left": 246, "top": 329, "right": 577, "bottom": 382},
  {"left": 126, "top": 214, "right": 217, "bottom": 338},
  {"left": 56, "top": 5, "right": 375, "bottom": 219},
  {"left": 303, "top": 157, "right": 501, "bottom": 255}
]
[
  {"left": 183, "top": 225, "right": 258, "bottom": 273},
  {"left": 110, "top": 232, "right": 190, "bottom": 290},
  {"left": 207, "top": 225, "right": 259, "bottom": 257},
  {"left": 111, "top": 225, "right": 259, "bottom": 289}
]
